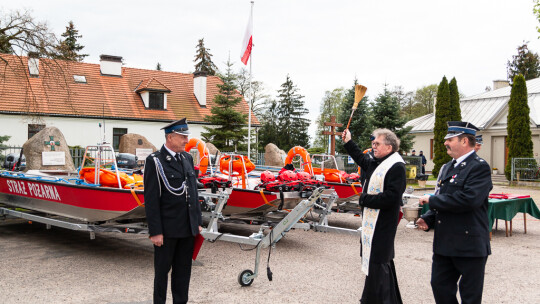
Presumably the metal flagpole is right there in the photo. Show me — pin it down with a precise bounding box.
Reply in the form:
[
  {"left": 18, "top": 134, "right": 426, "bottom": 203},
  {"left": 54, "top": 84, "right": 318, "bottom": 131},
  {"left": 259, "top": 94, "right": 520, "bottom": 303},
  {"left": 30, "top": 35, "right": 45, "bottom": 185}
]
[{"left": 247, "top": 1, "right": 254, "bottom": 160}]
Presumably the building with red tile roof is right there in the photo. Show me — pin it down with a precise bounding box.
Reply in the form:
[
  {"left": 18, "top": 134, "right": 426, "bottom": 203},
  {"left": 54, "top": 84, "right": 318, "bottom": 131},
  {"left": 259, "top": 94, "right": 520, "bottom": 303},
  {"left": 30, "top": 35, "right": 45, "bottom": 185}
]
[{"left": 0, "top": 53, "right": 259, "bottom": 149}]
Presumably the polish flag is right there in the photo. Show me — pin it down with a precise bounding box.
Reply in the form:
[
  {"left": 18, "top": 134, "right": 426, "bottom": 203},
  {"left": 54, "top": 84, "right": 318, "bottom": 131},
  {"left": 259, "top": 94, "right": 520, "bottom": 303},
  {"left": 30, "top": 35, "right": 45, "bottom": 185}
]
[{"left": 240, "top": 11, "right": 253, "bottom": 65}]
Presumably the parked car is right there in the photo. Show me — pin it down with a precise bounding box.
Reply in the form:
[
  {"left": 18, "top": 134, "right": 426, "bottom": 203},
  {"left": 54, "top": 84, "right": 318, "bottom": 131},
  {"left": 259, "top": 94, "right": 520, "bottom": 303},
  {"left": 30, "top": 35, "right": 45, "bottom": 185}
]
[{"left": 3, "top": 153, "right": 26, "bottom": 170}]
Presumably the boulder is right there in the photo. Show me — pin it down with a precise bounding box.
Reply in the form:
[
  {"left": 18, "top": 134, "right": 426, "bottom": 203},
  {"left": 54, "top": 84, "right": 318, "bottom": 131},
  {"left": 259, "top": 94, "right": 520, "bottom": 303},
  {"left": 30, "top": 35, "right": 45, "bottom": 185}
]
[
  {"left": 206, "top": 142, "right": 220, "bottom": 156},
  {"left": 22, "top": 126, "right": 75, "bottom": 171},
  {"left": 265, "top": 143, "right": 286, "bottom": 167},
  {"left": 205, "top": 142, "right": 221, "bottom": 167},
  {"left": 323, "top": 158, "right": 338, "bottom": 169},
  {"left": 118, "top": 133, "right": 157, "bottom": 159}
]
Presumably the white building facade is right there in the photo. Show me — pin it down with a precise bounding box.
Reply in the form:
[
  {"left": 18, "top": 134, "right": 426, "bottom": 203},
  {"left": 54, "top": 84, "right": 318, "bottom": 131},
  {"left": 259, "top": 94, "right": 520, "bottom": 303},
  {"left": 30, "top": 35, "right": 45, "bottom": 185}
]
[{"left": 405, "top": 78, "right": 540, "bottom": 174}]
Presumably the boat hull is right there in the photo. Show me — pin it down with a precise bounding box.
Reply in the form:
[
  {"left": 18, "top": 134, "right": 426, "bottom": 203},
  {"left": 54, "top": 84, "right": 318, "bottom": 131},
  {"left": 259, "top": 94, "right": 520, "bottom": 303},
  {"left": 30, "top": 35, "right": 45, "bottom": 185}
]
[
  {"left": 327, "top": 182, "right": 362, "bottom": 203},
  {"left": 0, "top": 175, "right": 145, "bottom": 222},
  {"left": 202, "top": 187, "right": 309, "bottom": 217}
]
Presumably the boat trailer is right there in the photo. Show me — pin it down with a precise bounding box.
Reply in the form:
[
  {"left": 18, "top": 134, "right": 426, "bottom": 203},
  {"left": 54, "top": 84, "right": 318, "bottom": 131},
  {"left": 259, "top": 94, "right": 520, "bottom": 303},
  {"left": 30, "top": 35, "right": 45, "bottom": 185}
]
[{"left": 0, "top": 187, "right": 360, "bottom": 286}]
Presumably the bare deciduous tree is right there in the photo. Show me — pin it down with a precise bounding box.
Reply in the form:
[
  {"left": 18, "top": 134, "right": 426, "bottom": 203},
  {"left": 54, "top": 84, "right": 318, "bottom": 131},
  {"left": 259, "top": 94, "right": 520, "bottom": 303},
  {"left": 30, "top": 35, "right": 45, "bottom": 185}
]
[
  {"left": 0, "top": 9, "right": 75, "bottom": 122},
  {"left": 235, "top": 67, "right": 268, "bottom": 118}
]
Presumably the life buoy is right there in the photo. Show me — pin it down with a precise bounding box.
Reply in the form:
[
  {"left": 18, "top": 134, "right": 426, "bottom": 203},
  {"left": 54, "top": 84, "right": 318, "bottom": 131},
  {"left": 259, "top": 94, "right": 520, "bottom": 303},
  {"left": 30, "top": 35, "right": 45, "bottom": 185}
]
[
  {"left": 219, "top": 155, "right": 255, "bottom": 175},
  {"left": 185, "top": 138, "right": 209, "bottom": 176},
  {"left": 286, "top": 146, "right": 351, "bottom": 182},
  {"left": 79, "top": 167, "right": 137, "bottom": 188},
  {"left": 284, "top": 146, "right": 313, "bottom": 175}
]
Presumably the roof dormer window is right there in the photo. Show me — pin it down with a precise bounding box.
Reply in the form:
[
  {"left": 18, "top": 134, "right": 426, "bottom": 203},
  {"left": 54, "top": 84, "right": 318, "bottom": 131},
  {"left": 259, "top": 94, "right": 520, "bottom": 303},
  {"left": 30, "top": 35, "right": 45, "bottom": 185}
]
[
  {"left": 149, "top": 92, "right": 164, "bottom": 109},
  {"left": 135, "top": 78, "right": 171, "bottom": 110}
]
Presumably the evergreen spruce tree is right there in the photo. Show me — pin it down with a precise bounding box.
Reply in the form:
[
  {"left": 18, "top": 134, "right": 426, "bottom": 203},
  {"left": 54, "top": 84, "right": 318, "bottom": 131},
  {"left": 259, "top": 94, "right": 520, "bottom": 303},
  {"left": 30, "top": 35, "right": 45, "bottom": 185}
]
[
  {"left": 56, "top": 21, "right": 88, "bottom": 61},
  {"left": 507, "top": 42, "right": 540, "bottom": 84},
  {"left": 337, "top": 81, "right": 372, "bottom": 153},
  {"left": 0, "top": 135, "right": 10, "bottom": 149},
  {"left": 448, "top": 77, "right": 462, "bottom": 121},
  {"left": 193, "top": 38, "right": 218, "bottom": 76},
  {"left": 432, "top": 76, "right": 452, "bottom": 177},
  {"left": 201, "top": 59, "right": 247, "bottom": 150},
  {"left": 0, "top": 33, "right": 14, "bottom": 53},
  {"left": 274, "top": 75, "right": 310, "bottom": 151},
  {"left": 371, "top": 84, "right": 414, "bottom": 153},
  {"left": 505, "top": 74, "right": 533, "bottom": 180}
]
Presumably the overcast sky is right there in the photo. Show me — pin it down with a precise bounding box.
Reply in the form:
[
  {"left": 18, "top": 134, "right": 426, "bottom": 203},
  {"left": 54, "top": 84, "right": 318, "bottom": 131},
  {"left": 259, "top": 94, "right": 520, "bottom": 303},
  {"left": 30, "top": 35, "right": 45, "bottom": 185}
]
[{"left": 6, "top": 0, "right": 540, "bottom": 139}]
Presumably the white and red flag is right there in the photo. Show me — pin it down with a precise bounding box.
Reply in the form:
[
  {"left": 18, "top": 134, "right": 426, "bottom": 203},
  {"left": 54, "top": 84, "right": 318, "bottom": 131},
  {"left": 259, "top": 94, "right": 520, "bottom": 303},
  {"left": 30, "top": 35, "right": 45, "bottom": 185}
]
[{"left": 240, "top": 10, "right": 253, "bottom": 65}]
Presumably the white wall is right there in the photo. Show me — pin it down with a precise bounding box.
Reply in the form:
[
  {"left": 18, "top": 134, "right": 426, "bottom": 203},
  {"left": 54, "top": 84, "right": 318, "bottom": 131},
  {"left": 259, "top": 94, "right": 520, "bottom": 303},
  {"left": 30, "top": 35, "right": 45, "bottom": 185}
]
[{"left": 0, "top": 114, "right": 207, "bottom": 148}]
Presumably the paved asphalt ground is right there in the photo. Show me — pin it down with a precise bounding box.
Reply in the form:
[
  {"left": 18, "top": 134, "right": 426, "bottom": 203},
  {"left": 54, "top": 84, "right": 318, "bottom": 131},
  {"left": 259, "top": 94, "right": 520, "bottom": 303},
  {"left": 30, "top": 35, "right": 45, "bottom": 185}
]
[{"left": 1, "top": 183, "right": 539, "bottom": 303}]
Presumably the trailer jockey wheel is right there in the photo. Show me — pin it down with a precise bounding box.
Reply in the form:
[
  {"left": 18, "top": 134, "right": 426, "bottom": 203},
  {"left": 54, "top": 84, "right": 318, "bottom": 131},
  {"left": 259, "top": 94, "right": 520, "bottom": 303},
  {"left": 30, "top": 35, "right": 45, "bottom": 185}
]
[{"left": 238, "top": 269, "right": 254, "bottom": 286}]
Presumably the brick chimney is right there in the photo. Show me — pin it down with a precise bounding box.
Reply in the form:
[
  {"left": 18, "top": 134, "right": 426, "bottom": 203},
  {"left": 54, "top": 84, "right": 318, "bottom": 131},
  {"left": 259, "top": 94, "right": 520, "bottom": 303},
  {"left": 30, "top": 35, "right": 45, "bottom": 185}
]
[
  {"left": 100, "top": 55, "right": 123, "bottom": 77},
  {"left": 493, "top": 80, "right": 509, "bottom": 90},
  {"left": 193, "top": 71, "right": 207, "bottom": 106},
  {"left": 28, "top": 52, "right": 39, "bottom": 77}
]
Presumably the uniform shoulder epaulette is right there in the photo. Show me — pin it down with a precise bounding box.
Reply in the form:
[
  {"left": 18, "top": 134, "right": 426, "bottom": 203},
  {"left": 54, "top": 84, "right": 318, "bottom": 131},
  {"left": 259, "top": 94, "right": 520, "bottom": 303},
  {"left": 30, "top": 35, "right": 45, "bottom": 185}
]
[{"left": 475, "top": 156, "right": 486, "bottom": 162}]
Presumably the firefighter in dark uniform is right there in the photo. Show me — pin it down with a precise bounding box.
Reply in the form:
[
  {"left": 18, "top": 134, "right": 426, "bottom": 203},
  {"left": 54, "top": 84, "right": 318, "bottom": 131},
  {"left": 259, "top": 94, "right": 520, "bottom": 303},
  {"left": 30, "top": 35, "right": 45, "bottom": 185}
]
[
  {"left": 474, "top": 134, "right": 483, "bottom": 152},
  {"left": 417, "top": 121, "right": 492, "bottom": 304},
  {"left": 144, "top": 118, "right": 202, "bottom": 304}
]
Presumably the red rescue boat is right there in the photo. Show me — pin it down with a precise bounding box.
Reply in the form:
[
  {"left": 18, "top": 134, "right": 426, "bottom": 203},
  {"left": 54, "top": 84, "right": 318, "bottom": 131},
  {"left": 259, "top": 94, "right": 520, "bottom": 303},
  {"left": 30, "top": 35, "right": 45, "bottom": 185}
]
[
  {"left": 0, "top": 172, "right": 144, "bottom": 222},
  {"left": 0, "top": 143, "right": 145, "bottom": 222}
]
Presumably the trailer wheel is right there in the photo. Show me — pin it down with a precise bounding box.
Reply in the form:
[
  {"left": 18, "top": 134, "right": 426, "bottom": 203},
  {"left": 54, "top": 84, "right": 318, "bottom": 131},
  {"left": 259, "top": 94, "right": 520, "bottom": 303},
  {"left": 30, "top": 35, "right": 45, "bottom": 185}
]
[{"left": 238, "top": 269, "right": 254, "bottom": 286}]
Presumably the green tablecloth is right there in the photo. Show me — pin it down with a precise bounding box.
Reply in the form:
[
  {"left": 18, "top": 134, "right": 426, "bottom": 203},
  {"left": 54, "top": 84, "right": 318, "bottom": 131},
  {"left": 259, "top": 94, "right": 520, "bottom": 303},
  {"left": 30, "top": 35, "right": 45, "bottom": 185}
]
[{"left": 419, "top": 197, "right": 540, "bottom": 232}]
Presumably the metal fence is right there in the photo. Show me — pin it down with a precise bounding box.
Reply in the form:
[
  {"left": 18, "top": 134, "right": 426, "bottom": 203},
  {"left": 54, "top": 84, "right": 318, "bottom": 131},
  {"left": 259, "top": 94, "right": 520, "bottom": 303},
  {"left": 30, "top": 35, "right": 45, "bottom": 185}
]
[
  {"left": 0, "top": 146, "right": 22, "bottom": 161},
  {"left": 0, "top": 145, "right": 87, "bottom": 169},
  {"left": 71, "top": 148, "right": 87, "bottom": 168},
  {"left": 0, "top": 146, "right": 23, "bottom": 169},
  {"left": 336, "top": 154, "right": 425, "bottom": 177},
  {"left": 512, "top": 158, "right": 540, "bottom": 181},
  {"left": 335, "top": 155, "right": 359, "bottom": 173}
]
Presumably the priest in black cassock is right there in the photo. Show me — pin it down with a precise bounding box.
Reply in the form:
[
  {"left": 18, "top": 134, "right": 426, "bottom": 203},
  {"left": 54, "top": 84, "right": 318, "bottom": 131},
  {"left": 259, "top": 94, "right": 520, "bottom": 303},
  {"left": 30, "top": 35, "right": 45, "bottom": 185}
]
[{"left": 343, "top": 128, "right": 406, "bottom": 304}]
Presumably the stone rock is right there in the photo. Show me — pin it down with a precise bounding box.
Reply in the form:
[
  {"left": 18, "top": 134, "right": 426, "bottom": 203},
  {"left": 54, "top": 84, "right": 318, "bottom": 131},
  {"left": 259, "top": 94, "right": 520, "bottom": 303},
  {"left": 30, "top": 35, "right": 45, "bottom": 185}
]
[
  {"left": 323, "top": 158, "right": 338, "bottom": 169},
  {"left": 118, "top": 133, "right": 157, "bottom": 157},
  {"left": 205, "top": 142, "right": 220, "bottom": 156},
  {"left": 204, "top": 142, "right": 221, "bottom": 167},
  {"left": 265, "top": 143, "right": 286, "bottom": 167},
  {"left": 22, "top": 126, "right": 76, "bottom": 171}
]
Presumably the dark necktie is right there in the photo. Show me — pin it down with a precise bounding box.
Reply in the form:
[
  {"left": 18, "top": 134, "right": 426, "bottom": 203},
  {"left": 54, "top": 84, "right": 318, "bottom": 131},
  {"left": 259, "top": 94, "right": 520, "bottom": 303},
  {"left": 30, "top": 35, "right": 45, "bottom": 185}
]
[
  {"left": 444, "top": 160, "right": 456, "bottom": 178},
  {"left": 175, "top": 153, "right": 185, "bottom": 177}
]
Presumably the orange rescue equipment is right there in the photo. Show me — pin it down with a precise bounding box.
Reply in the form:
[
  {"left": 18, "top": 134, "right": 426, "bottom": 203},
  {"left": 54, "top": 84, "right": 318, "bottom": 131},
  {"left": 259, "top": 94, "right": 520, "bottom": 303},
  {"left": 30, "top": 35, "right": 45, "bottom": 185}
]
[
  {"left": 219, "top": 155, "right": 255, "bottom": 175},
  {"left": 286, "top": 146, "right": 349, "bottom": 183},
  {"left": 219, "top": 154, "right": 255, "bottom": 189},
  {"left": 185, "top": 138, "right": 209, "bottom": 176},
  {"left": 312, "top": 167, "right": 348, "bottom": 183},
  {"left": 284, "top": 146, "right": 313, "bottom": 175},
  {"left": 79, "top": 167, "right": 142, "bottom": 188}
]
